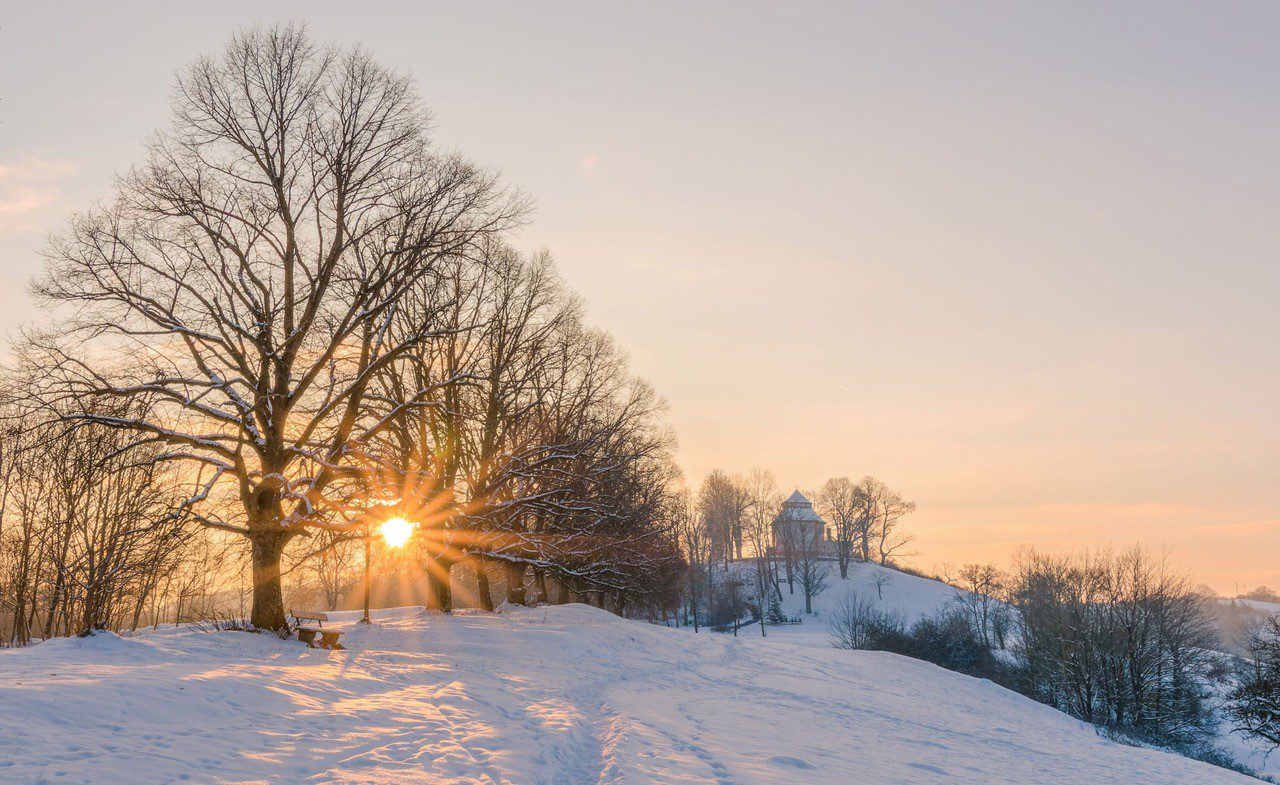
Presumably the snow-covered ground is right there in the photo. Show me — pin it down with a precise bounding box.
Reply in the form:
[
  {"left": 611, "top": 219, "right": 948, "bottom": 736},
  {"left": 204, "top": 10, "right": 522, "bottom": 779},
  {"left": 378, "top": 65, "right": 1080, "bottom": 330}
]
[
  {"left": 1235, "top": 598, "right": 1280, "bottom": 616},
  {"left": 734, "top": 560, "right": 1280, "bottom": 781},
  {"left": 0, "top": 602, "right": 1263, "bottom": 784},
  {"left": 736, "top": 559, "right": 961, "bottom": 648},
  {"left": 1219, "top": 713, "right": 1277, "bottom": 782},
  {"left": 1211, "top": 598, "right": 1280, "bottom": 779}
]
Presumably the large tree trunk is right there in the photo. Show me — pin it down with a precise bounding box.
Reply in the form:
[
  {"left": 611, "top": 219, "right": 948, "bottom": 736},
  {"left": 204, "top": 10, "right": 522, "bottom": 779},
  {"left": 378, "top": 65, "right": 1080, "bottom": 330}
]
[
  {"left": 249, "top": 531, "right": 290, "bottom": 632},
  {"left": 550, "top": 574, "right": 571, "bottom": 604},
  {"left": 475, "top": 560, "right": 495, "bottom": 612},
  {"left": 534, "top": 569, "right": 549, "bottom": 605},
  {"left": 82, "top": 585, "right": 107, "bottom": 635},
  {"left": 562, "top": 578, "right": 581, "bottom": 605},
  {"left": 425, "top": 556, "right": 454, "bottom": 612},
  {"left": 503, "top": 561, "right": 527, "bottom": 606}
]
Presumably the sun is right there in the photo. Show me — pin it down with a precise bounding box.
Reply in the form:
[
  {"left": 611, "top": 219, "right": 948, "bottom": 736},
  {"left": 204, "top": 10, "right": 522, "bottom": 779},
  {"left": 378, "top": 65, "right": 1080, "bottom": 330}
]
[{"left": 379, "top": 517, "right": 415, "bottom": 548}]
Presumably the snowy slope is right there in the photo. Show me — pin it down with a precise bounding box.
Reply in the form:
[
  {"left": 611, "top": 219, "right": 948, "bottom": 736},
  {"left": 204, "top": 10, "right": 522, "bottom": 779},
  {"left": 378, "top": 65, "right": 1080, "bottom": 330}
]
[
  {"left": 1235, "top": 598, "right": 1280, "bottom": 616},
  {"left": 0, "top": 605, "right": 1260, "bottom": 784},
  {"left": 757, "top": 564, "right": 1280, "bottom": 781},
  {"left": 730, "top": 559, "right": 965, "bottom": 648}
]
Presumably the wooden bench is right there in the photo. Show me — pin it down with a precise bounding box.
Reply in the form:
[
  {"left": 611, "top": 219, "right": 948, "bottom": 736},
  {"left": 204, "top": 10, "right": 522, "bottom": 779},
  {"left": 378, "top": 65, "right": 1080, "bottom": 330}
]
[{"left": 290, "top": 610, "right": 345, "bottom": 650}]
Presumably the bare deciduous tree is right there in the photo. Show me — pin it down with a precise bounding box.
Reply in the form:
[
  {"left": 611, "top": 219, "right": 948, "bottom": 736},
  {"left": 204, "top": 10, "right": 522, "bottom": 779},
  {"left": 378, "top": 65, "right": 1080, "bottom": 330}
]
[
  {"left": 795, "top": 525, "right": 830, "bottom": 615},
  {"left": 947, "top": 563, "right": 1004, "bottom": 649},
  {"left": 871, "top": 569, "right": 893, "bottom": 600},
  {"left": 23, "top": 25, "right": 522, "bottom": 630},
  {"left": 816, "top": 476, "right": 857, "bottom": 579},
  {"left": 1229, "top": 614, "right": 1280, "bottom": 751},
  {"left": 740, "top": 468, "right": 780, "bottom": 637},
  {"left": 697, "top": 470, "right": 748, "bottom": 567},
  {"left": 302, "top": 530, "right": 361, "bottom": 612},
  {"left": 849, "top": 476, "right": 915, "bottom": 565}
]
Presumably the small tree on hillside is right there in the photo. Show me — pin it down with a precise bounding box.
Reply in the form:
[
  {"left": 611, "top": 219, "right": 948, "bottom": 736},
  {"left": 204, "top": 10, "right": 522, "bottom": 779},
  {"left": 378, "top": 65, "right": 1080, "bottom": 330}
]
[
  {"left": 949, "top": 563, "right": 1004, "bottom": 649},
  {"left": 816, "top": 476, "right": 858, "bottom": 579},
  {"left": 796, "top": 525, "right": 829, "bottom": 615},
  {"left": 766, "top": 593, "right": 788, "bottom": 625},
  {"left": 871, "top": 569, "right": 893, "bottom": 600}
]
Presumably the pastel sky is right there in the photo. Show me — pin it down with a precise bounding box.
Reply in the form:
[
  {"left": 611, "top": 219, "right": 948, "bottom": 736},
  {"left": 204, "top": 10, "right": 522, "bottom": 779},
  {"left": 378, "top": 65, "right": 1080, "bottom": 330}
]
[{"left": 2, "top": 2, "right": 1277, "bottom": 592}]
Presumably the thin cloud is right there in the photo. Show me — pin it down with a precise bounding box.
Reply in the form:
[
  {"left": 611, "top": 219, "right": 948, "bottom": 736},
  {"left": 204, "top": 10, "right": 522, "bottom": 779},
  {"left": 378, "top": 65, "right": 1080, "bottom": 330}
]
[
  {"left": 0, "top": 189, "right": 59, "bottom": 215},
  {"left": 0, "top": 156, "right": 78, "bottom": 233},
  {"left": 1034, "top": 501, "right": 1188, "bottom": 519},
  {"left": 0, "top": 158, "right": 77, "bottom": 182},
  {"left": 1191, "top": 519, "right": 1280, "bottom": 535}
]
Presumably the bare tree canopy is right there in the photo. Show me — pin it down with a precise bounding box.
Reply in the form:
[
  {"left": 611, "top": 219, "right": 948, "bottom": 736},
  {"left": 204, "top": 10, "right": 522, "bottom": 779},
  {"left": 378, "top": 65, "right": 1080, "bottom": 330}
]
[
  {"left": 740, "top": 468, "right": 781, "bottom": 637},
  {"left": 1008, "top": 546, "right": 1218, "bottom": 743},
  {"left": 816, "top": 476, "right": 857, "bottom": 579},
  {"left": 851, "top": 476, "right": 915, "bottom": 565},
  {"left": 8, "top": 25, "right": 689, "bottom": 634},
  {"left": 21, "top": 25, "right": 524, "bottom": 630},
  {"left": 697, "top": 470, "right": 747, "bottom": 567}
]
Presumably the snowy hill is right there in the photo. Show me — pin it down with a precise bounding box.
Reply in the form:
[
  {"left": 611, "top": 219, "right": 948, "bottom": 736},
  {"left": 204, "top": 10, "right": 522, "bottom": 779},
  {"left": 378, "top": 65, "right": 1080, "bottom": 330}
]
[
  {"left": 0, "top": 604, "right": 1260, "bottom": 784},
  {"left": 722, "top": 559, "right": 965, "bottom": 648},
  {"left": 752, "top": 562, "right": 1280, "bottom": 781}
]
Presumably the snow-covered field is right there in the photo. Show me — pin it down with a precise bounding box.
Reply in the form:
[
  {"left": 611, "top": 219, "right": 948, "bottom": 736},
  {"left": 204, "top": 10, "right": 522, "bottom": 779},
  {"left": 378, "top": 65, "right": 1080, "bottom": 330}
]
[{"left": 0, "top": 601, "right": 1263, "bottom": 784}]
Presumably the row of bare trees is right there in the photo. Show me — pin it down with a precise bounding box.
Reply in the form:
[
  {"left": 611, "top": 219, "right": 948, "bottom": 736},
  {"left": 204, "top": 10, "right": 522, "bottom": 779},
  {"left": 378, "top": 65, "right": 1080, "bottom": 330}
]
[
  {"left": 356, "top": 241, "right": 685, "bottom": 617},
  {"left": 2, "top": 25, "right": 683, "bottom": 634},
  {"left": 0, "top": 412, "right": 252, "bottom": 643}
]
